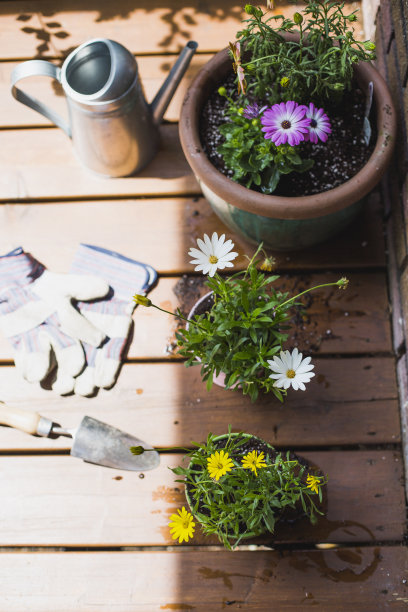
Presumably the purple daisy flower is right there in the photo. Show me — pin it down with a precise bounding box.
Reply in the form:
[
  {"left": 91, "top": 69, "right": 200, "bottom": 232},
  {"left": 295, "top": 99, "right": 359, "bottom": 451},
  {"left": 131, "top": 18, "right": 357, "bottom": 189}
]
[
  {"left": 304, "top": 103, "right": 332, "bottom": 143},
  {"left": 243, "top": 103, "right": 261, "bottom": 119},
  {"left": 261, "top": 101, "right": 311, "bottom": 146}
]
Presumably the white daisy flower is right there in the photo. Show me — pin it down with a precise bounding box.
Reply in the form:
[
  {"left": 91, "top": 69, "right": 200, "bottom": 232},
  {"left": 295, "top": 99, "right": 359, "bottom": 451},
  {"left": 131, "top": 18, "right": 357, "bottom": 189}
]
[
  {"left": 188, "top": 233, "right": 238, "bottom": 277},
  {"left": 267, "top": 347, "right": 315, "bottom": 391}
]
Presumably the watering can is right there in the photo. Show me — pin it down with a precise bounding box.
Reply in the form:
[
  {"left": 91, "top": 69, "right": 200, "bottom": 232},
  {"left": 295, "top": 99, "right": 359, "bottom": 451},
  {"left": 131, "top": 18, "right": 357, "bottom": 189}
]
[{"left": 11, "top": 39, "right": 198, "bottom": 177}]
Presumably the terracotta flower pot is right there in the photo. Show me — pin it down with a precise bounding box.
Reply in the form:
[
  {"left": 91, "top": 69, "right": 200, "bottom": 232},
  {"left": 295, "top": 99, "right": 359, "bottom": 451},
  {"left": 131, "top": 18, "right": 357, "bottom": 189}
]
[{"left": 179, "top": 49, "right": 396, "bottom": 251}]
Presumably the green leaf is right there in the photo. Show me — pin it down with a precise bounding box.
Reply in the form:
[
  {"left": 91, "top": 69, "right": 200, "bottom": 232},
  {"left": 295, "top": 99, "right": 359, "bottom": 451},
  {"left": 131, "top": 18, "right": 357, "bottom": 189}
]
[
  {"left": 293, "top": 158, "right": 314, "bottom": 173},
  {"left": 232, "top": 351, "right": 252, "bottom": 360},
  {"left": 263, "top": 508, "right": 276, "bottom": 532},
  {"left": 241, "top": 291, "right": 249, "bottom": 313},
  {"left": 249, "top": 328, "right": 258, "bottom": 344},
  {"left": 208, "top": 343, "right": 222, "bottom": 361},
  {"left": 171, "top": 466, "right": 188, "bottom": 476},
  {"left": 261, "top": 166, "right": 280, "bottom": 194}
]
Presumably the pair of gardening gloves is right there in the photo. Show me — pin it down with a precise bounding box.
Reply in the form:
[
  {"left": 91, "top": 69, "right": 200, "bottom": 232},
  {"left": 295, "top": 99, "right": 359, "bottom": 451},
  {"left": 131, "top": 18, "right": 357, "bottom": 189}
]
[{"left": 0, "top": 244, "right": 157, "bottom": 396}]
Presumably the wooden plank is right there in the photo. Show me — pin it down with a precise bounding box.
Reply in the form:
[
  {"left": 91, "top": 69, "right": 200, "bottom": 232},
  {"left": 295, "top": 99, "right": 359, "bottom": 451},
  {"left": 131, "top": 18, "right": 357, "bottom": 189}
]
[
  {"left": 0, "top": 451, "right": 404, "bottom": 546},
  {"left": 0, "top": 271, "right": 391, "bottom": 360},
  {"left": 0, "top": 55, "right": 212, "bottom": 127},
  {"left": 104, "top": 272, "right": 392, "bottom": 358},
  {"left": 0, "top": 198, "right": 234, "bottom": 274},
  {"left": 0, "top": 193, "right": 386, "bottom": 271},
  {"left": 0, "top": 1, "right": 247, "bottom": 58},
  {"left": 0, "top": 547, "right": 406, "bottom": 611},
  {"left": 0, "top": 357, "right": 399, "bottom": 451},
  {"left": 0, "top": 125, "right": 199, "bottom": 200},
  {"left": 0, "top": 2, "right": 364, "bottom": 60}
]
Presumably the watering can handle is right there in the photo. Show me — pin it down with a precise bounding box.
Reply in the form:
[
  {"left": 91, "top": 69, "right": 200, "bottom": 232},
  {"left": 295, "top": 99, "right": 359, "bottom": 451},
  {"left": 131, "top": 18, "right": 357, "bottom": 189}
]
[{"left": 11, "top": 60, "right": 71, "bottom": 137}]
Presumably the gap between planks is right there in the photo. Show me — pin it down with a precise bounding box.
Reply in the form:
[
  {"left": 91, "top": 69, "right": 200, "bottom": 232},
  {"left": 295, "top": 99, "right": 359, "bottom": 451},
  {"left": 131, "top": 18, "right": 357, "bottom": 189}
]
[
  {"left": 0, "top": 356, "right": 400, "bottom": 450},
  {"left": 0, "top": 272, "right": 393, "bottom": 361},
  {"left": 0, "top": 451, "right": 404, "bottom": 547},
  {"left": 0, "top": 547, "right": 405, "bottom": 611}
]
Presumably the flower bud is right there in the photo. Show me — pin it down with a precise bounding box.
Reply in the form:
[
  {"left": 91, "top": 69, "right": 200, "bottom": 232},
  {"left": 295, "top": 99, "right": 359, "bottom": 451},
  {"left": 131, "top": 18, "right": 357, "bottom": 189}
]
[
  {"left": 293, "top": 12, "right": 303, "bottom": 25},
  {"left": 260, "top": 255, "right": 276, "bottom": 271},
  {"left": 133, "top": 294, "right": 152, "bottom": 306},
  {"left": 348, "top": 13, "right": 357, "bottom": 21},
  {"left": 245, "top": 4, "right": 263, "bottom": 18},
  {"left": 280, "top": 76, "right": 290, "bottom": 88},
  {"left": 364, "top": 41, "right": 376, "bottom": 51},
  {"left": 130, "top": 446, "right": 145, "bottom": 455},
  {"left": 218, "top": 86, "right": 227, "bottom": 97},
  {"left": 337, "top": 277, "right": 349, "bottom": 290}
]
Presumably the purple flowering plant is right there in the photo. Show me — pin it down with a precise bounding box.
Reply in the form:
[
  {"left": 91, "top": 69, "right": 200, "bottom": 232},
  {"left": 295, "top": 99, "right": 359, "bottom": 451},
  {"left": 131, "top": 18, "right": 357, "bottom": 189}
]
[
  {"left": 218, "top": 92, "right": 330, "bottom": 193},
  {"left": 216, "top": 1, "right": 375, "bottom": 194}
]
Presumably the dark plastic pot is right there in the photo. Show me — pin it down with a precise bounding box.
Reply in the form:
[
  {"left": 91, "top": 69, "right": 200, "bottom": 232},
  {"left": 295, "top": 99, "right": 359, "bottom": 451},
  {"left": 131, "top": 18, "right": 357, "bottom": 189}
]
[
  {"left": 179, "top": 49, "right": 396, "bottom": 251},
  {"left": 184, "top": 433, "right": 276, "bottom": 542},
  {"left": 184, "top": 433, "right": 314, "bottom": 544}
]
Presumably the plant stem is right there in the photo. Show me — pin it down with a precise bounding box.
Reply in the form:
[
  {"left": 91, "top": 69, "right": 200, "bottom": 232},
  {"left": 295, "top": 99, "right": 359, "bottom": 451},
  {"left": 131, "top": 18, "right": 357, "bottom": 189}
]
[
  {"left": 243, "top": 243, "right": 264, "bottom": 279},
  {"left": 130, "top": 445, "right": 192, "bottom": 454},
  {"left": 242, "top": 53, "right": 278, "bottom": 66},
  {"left": 150, "top": 304, "right": 206, "bottom": 331},
  {"left": 275, "top": 279, "right": 345, "bottom": 311}
]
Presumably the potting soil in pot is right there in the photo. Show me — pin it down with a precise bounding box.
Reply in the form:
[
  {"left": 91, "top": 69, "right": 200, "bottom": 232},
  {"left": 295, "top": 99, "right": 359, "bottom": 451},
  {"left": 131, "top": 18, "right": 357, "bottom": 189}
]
[{"left": 200, "top": 72, "right": 377, "bottom": 197}]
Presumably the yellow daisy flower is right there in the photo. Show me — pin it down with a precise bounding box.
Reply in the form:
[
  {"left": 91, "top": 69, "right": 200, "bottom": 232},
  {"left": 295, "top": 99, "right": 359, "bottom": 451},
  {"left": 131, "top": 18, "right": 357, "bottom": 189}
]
[
  {"left": 169, "top": 507, "right": 195, "bottom": 543},
  {"left": 260, "top": 255, "right": 276, "bottom": 272},
  {"left": 207, "top": 450, "right": 234, "bottom": 481},
  {"left": 241, "top": 450, "right": 267, "bottom": 476},
  {"left": 133, "top": 294, "right": 152, "bottom": 307},
  {"left": 306, "top": 474, "right": 322, "bottom": 494}
]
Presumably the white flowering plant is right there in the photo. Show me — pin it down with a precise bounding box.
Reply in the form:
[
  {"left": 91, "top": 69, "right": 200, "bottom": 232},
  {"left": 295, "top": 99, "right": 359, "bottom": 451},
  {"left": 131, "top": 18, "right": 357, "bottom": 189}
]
[{"left": 134, "top": 232, "right": 348, "bottom": 402}]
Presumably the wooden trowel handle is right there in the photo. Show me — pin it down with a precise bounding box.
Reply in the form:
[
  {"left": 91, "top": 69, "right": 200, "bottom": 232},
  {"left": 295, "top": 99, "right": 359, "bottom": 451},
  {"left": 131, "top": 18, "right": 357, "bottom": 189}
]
[{"left": 0, "top": 401, "right": 43, "bottom": 435}]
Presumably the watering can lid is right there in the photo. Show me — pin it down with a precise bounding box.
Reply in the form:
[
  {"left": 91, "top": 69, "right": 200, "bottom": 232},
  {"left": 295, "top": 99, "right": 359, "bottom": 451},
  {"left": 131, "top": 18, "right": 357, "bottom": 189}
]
[{"left": 62, "top": 38, "right": 137, "bottom": 102}]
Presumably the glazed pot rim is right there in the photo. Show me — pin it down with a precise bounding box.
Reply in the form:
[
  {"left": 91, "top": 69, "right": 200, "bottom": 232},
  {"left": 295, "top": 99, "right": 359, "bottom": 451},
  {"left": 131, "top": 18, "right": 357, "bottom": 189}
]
[
  {"left": 179, "top": 47, "right": 396, "bottom": 220},
  {"left": 186, "top": 290, "right": 214, "bottom": 323}
]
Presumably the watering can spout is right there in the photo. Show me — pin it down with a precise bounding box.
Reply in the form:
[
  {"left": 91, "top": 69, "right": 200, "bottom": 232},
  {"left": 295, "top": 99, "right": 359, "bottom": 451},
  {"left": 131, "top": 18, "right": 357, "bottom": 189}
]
[{"left": 151, "top": 40, "right": 198, "bottom": 125}]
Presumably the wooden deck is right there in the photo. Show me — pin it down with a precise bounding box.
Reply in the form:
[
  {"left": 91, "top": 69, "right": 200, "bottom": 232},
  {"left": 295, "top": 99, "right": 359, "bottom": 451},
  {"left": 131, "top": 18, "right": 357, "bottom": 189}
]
[{"left": 0, "top": 2, "right": 407, "bottom": 610}]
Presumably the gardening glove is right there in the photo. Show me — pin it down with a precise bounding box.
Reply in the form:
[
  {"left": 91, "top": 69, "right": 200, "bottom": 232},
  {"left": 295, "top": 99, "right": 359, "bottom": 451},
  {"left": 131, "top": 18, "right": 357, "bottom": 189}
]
[
  {"left": 0, "top": 247, "right": 110, "bottom": 392},
  {"left": 64, "top": 244, "right": 157, "bottom": 396}
]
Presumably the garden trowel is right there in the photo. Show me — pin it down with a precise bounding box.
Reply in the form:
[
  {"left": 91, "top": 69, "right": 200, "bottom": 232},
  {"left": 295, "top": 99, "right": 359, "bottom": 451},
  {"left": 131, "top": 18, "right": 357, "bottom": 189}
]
[{"left": 0, "top": 402, "right": 159, "bottom": 471}]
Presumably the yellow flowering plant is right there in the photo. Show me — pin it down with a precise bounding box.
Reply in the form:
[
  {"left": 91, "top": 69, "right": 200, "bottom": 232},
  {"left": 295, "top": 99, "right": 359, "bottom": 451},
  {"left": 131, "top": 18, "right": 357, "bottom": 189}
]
[{"left": 169, "top": 430, "right": 327, "bottom": 549}]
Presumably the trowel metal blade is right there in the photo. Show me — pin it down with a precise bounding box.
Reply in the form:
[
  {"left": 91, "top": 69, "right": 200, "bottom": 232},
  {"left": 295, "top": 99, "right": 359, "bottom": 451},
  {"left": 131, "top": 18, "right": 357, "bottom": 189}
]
[{"left": 70, "top": 416, "right": 160, "bottom": 471}]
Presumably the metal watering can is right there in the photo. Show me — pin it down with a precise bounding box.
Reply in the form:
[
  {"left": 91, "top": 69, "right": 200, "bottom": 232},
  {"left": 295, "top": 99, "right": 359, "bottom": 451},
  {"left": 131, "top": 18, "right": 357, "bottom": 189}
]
[{"left": 11, "top": 39, "right": 198, "bottom": 177}]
